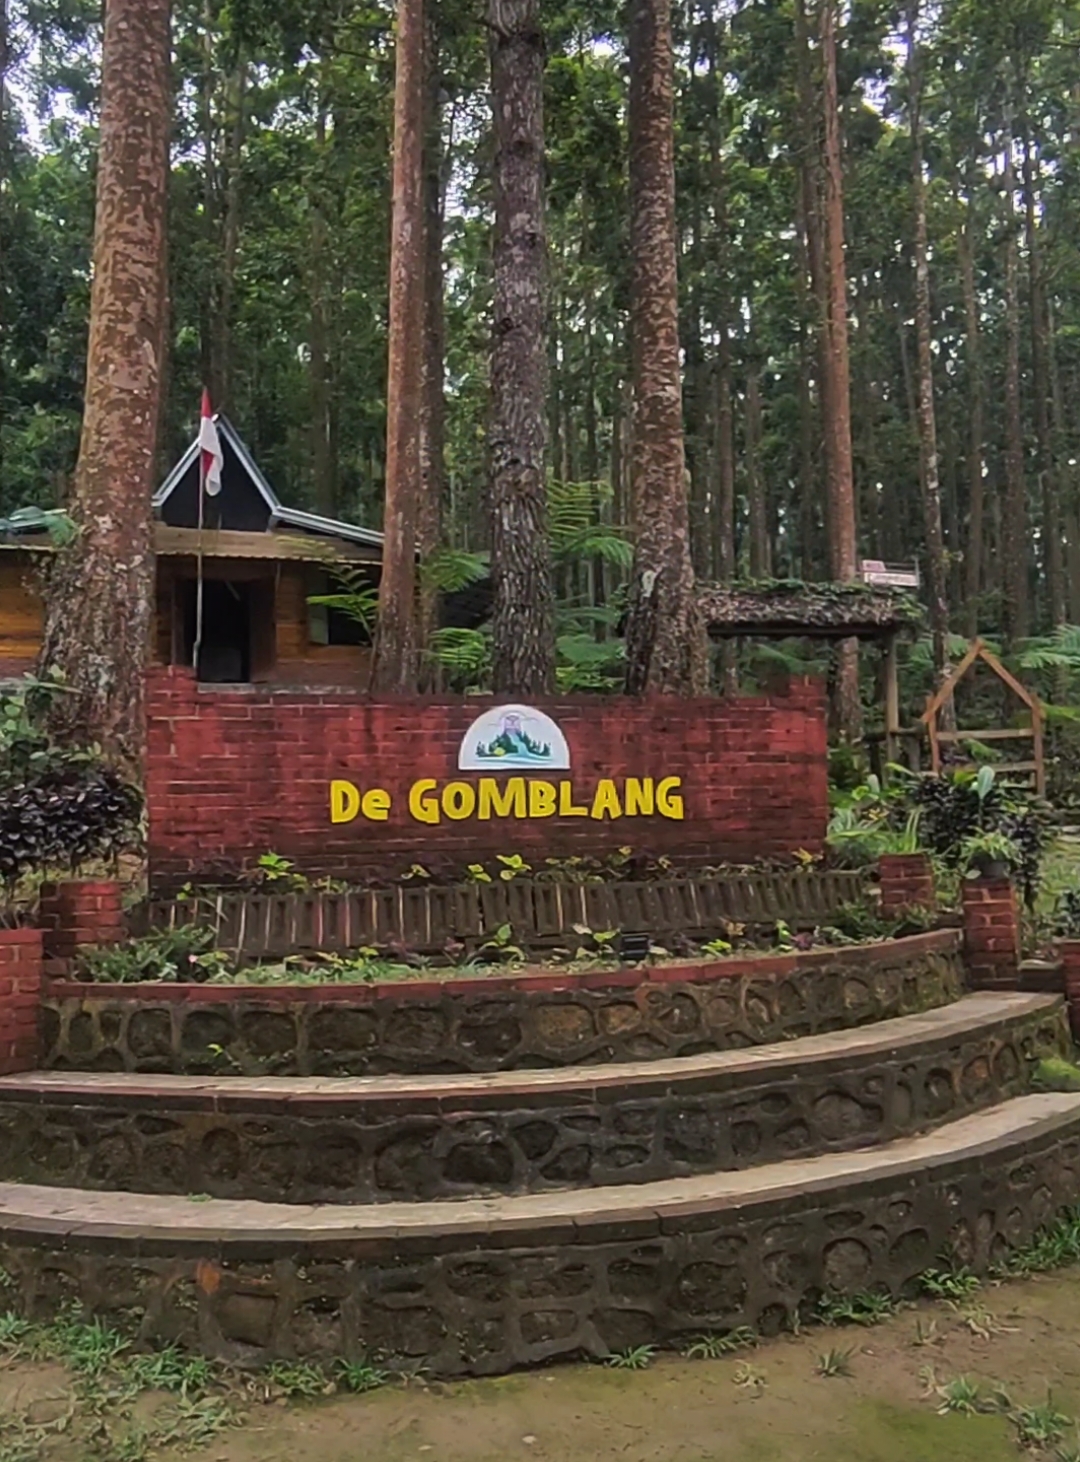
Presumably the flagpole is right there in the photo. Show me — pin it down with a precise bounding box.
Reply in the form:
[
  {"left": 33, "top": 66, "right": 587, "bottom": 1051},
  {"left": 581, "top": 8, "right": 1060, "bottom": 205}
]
[{"left": 194, "top": 416, "right": 206, "bottom": 676}]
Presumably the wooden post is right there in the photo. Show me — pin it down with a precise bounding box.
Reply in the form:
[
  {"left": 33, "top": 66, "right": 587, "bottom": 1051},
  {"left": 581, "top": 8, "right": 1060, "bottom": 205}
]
[{"left": 883, "top": 634, "right": 900, "bottom": 770}]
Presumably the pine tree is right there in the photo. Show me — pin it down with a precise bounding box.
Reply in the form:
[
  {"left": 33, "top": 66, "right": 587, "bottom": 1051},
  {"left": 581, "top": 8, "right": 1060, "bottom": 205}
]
[
  {"left": 372, "top": 0, "right": 426, "bottom": 694},
  {"left": 623, "top": 0, "right": 706, "bottom": 695},
  {"left": 39, "top": 0, "right": 171, "bottom": 770},
  {"left": 488, "top": 0, "right": 556, "bottom": 696}
]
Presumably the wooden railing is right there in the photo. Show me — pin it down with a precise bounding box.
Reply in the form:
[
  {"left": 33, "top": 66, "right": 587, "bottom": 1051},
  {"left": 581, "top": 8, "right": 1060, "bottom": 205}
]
[{"left": 137, "top": 869, "right": 870, "bottom": 961}]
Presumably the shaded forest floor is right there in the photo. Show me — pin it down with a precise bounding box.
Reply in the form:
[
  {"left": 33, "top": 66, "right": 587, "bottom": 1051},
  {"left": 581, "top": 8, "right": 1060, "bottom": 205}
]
[{"left": 7, "top": 1269, "right": 1080, "bottom": 1461}]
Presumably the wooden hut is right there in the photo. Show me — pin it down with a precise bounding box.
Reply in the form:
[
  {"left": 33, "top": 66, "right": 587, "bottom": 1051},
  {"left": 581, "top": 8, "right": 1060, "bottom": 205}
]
[{"left": 0, "top": 417, "right": 386, "bottom": 687}]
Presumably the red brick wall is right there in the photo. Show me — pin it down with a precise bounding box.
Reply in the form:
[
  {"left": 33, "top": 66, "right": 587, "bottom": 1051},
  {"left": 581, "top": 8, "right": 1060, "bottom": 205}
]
[
  {"left": 145, "top": 668, "right": 830, "bottom": 889},
  {"left": 0, "top": 929, "right": 42, "bottom": 1074},
  {"left": 39, "top": 881, "right": 126, "bottom": 978},
  {"left": 961, "top": 878, "right": 1021, "bottom": 990}
]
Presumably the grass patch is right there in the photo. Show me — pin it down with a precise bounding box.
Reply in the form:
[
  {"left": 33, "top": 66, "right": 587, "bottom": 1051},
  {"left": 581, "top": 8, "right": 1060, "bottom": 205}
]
[
  {"left": 604, "top": 1345, "right": 656, "bottom": 1371},
  {"left": 816, "top": 1347, "right": 855, "bottom": 1378},
  {"left": 1032, "top": 1057, "right": 1080, "bottom": 1094},
  {"left": 681, "top": 1326, "right": 758, "bottom": 1360},
  {"left": 817, "top": 1290, "right": 898, "bottom": 1327}
]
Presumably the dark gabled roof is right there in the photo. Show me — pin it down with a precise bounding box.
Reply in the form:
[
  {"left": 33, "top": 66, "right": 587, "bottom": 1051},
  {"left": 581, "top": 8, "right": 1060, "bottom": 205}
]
[{"left": 153, "top": 413, "right": 384, "bottom": 550}]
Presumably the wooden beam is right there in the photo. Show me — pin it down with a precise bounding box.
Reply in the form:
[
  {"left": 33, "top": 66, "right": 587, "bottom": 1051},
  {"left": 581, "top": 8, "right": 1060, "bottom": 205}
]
[
  {"left": 153, "top": 525, "right": 380, "bottom": 564},
  {"left": 975, "top": 642, "right": 1041, "bottom": 712},
  {"left": 933, "top": 727, "right": 1035, "bottom": 742},
  {"left": 920, "top": 637, "right": 983, "bottom": 724}
]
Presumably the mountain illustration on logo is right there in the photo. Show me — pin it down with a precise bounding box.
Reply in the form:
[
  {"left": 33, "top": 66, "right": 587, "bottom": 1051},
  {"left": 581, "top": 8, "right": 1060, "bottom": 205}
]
[{"left": 459, "top": 705, "right": 571, "bottom": 771}]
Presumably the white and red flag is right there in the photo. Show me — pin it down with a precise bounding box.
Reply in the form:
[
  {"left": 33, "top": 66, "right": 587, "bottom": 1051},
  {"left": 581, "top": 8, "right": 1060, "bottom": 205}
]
[{"left": 198, "top": 388, "right": 223, "bottom": 497}]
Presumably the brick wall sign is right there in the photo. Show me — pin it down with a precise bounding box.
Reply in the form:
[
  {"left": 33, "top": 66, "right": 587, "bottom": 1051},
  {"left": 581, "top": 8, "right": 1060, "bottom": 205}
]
[{"left": 146, "top": 670, "right": 829, "bottom": 888}]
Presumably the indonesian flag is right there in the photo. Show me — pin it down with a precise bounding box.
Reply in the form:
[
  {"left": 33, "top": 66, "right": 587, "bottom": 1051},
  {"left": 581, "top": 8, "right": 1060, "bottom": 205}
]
[{"left": 198, "top": 388, "right": 223, "bottom": 497}]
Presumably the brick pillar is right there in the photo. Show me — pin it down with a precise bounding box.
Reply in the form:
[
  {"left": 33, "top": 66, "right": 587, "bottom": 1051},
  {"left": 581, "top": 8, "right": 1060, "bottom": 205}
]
[
  {"left": 879, "top": 853, "right": 936, "bottom": 917},
  {"left": 1055, "top": 941, "right": 1080, "bottom": 1039},
  {"left": 961, "top": 878, "right": 1021, "bottom": 990},
  {"left": 0, "top": 929, "right": 42, "bottom": 1074},
  {"left": 39, "top": 880, "right": 125, "bottom": 979}
]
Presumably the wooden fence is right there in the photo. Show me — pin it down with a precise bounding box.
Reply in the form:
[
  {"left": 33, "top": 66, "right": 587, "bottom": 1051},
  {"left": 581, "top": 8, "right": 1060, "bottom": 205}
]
[{"left": 137, "top": 869, "right": 870, "bottom": 961}]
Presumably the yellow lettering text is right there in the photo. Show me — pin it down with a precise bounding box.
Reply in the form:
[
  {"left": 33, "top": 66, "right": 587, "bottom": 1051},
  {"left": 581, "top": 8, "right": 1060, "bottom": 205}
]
[
  {"left": 657, "top": 776, "right": 685, "bottom": 820},
  {"left": 477, "top": 777, "right": 526, "bottom": 820},
  {"left": 558, "top": 780, "right": 588, "bottom": 817},
  {"left": 528, "top": 780, "right": 557, "bottom": 817},
  {"left": 330, "top": 779, "right": 361, "bottom": 824},
  {"left": 590, "top": 779, "right": 623, "bottom": 821},
  {"left": 361, "top": 788, "right": 391, "bottom": 822},
  {"left": 409, "top": 779, "right": 440, "bottom": 825},
  {"left": 624, "top": 777, "right": 655, "bottom": 817},
  {"left": 442, "top": 781, "right": 477, "bottom": 820}
]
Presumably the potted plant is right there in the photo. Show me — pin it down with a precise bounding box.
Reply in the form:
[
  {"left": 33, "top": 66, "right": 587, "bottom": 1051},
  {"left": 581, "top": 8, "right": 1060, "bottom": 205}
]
[{"left": 959, "top": 829, "right": 1020, "bottom": 883}]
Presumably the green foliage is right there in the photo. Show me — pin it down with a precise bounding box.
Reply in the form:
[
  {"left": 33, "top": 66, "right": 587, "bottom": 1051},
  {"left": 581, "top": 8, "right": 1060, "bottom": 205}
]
[
  {"left": 334, "top": 1358, "right": 389, "bottom": 1393},
  {"left": 933, "top": 1374, "right": 985, "bottom": 1414},
  {"left": 682, "top": 1327, "right": 757, "bottom": 1360},
  {"left": 816, "top": 1347, "right": 855, "bottom": 1378},
  {"left": 0, "top": 671, "right": 142, "bottom": 908},
  {"left": 996, "top": 1206, "right": 1080, "bottom": 1277},
  {"left": 80, "top": 925, "right": 228, "bottom": 984},
  {"left": 306, "top": 565, "right": 379, "bottom": 636},
  {"left": 0, "top": 506, "right": 76, "bottom": 544},
  {"left": 604, "top": 1344, "right": 656, "bottom": 1370},
  {"left": 816, "top": 1291, "right": 897, "bottom": 1327},
  {"left": 474, "top": 922, "right": 525, "bottom": 963},
  {"left": 917, "top": 1267, "right": 981, "bottom": 1300},
  {"left": 1031, "top": 1057, "right": 1080, "bottom": 1094}
]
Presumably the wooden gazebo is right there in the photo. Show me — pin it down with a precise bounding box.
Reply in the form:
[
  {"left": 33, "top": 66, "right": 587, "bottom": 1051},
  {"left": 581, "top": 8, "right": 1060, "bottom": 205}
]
[{"left": 697, "top": 579, "right": 924, "bottom": 766}]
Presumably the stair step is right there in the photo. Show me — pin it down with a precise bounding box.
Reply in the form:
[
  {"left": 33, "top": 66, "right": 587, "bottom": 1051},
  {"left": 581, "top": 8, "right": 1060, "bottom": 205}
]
[
  {"left": 2, "top": 1093, "right": 1080, "bottom": 1373},
  {"left": 0, "top": 993, "right": 1065, "bottom": 1203}
]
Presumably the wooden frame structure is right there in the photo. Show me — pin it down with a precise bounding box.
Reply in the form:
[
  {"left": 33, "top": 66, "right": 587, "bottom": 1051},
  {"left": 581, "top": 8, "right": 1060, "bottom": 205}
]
[{"left": 920, "top": 638, "right": 1045, "bottom": 795}]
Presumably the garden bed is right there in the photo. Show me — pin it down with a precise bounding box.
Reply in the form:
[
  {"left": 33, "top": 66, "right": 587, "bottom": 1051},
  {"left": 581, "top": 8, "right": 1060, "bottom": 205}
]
[{"left": 40, "top": 929, "right": 964, "bottom": 1076}]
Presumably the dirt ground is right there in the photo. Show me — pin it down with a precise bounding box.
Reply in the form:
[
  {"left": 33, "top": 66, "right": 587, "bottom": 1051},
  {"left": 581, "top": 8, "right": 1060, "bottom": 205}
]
[{"left": 7, "top": 1269, "right": 1080, "bottom": 1462}]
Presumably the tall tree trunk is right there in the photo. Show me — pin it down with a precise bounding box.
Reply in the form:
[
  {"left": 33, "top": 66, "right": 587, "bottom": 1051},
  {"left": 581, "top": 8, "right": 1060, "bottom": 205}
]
[
  {"left": 1001, "top": 107, "right": 1029, "bottom": 645},
  {"left": 417, "top": 4, "right": 446, "bottom": 687},
  {"left": 39, "top": 0, "right": 171, "bottom": 772},
  {"left": 308, "top": 97, "right": 334, "bottom": 516},
  {"left": 372, "top": 0, "right": 425, "bottom": 693},
  {"left": 958, "top": 178, "right": 984, "bottom": 638},
  {"left": 488, "top": 0, "right": 555, "bottom": 695},
  {"left": 1018, "top": 97, "right": 1063, "bottom": 627},
  {"left": 906, "top": 0, "right": 949, "bottom": 688},
  {"left": 623, "top": 0, "right": 706, "bottom": 695},
  {"left": 818, "top": 0, "right": 860, "bottom": 737},
  {"left": 746, "top": 352, "right": 770, "bottom": 578}
]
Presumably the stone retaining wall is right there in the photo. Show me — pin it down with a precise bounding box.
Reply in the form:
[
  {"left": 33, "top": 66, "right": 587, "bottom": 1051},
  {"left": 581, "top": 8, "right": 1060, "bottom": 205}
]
[
  {"left": 1, "top": 1100, "right": 1077, "bottom": 1375},
  {"left": 41, "top": 931, "right": 964, "bottom": 1077},
  {"left": 3, "top": 997, "right": 1065, "bottom": 1203}
]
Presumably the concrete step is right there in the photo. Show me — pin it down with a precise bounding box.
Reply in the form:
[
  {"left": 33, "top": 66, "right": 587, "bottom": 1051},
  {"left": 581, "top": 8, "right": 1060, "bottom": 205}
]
[
  {"left": 1, "top": 1092, "right": 1079, "bottom": 1374},
  {"left": 0, "top": 992, "right": 1067, "bottom": 1203}
]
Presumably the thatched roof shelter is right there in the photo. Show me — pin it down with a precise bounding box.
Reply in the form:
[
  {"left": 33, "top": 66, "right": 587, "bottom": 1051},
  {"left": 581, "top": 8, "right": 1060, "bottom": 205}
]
[{"left": 697, "top": 579, "right": 923, "bottom": 642}]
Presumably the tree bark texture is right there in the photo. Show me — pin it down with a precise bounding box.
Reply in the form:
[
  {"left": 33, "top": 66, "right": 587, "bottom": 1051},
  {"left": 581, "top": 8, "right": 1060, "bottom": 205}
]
[
  {"left": 1019, "top": 107, "right": 1063, "bottom": 627},
  {"left": 372, "top": 0, "right": 425, "bottom": 693},
  {"left": 1001, "top": 111, "right": 1029, "bottom": 645},
  {"left": 623, "top": 0, "right": 706, "bottom": 696},
  {"left": 39, "top": 0, "right": 171, "bottom": 773},
  {"left": 488, "top": 0, "right": 556, "bottom": 696},
  {"left": 907, "top": 1, "right": 950, "bottom": 690},
  {"left": 958, "top": 184, "right": 984, "bottom": 638},
  {"left": 417, "top": 4, "right": 446, "bottom": 687},
  {"left": 746, "top": 355, "right": 770, "bottom": 578},
  {"left": 818, "top": 0, "right": 860, "bottom": 738}
]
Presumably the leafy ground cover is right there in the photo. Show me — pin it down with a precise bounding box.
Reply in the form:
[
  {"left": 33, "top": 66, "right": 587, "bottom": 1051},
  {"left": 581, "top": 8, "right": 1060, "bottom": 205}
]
[{"left": 9, "top": 1233, "right": 1080, "bottom": 1462}]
